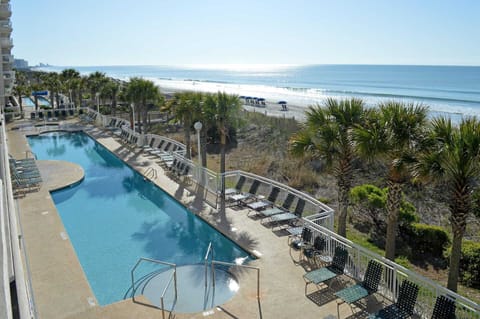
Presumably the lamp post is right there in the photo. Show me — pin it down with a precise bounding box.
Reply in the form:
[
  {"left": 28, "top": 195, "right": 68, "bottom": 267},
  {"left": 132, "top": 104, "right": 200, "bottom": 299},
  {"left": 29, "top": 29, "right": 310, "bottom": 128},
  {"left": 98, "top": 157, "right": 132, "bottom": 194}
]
[{"left": 194, "top": 121, "right": 202, "bottom": 166}]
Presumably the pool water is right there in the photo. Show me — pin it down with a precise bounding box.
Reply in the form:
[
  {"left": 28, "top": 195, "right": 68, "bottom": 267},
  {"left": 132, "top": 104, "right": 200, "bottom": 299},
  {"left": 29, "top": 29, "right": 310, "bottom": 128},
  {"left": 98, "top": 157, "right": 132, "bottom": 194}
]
[
  {"left": 21, "top": 96, "right": 35, "bottom": 107},
  {"left": 27, "top": 132, "right": 251, "bottom": 306}
]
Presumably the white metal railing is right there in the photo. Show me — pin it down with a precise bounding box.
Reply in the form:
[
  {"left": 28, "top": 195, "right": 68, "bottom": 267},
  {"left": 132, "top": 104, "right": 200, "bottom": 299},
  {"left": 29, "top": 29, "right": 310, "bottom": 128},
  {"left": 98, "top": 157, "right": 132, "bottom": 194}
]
[
  {"left": 0, "top": 115, "right": 37, "bottom": 318},
  {"left": 303, "top": 220, "right": 480, "bottom": 319},
  {"left": 130, "top": 257, "right": 177, "bottom": 319},
  {"left": 221, "top": 170, "right": 334, "bottom": 227}
]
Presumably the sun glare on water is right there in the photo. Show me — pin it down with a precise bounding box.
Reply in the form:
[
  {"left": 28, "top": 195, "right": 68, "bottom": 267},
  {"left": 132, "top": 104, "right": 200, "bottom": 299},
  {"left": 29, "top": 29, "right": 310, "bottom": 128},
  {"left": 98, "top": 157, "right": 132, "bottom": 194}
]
[{"left": 176, "top": 63, "right": 298, "bottom": 72}]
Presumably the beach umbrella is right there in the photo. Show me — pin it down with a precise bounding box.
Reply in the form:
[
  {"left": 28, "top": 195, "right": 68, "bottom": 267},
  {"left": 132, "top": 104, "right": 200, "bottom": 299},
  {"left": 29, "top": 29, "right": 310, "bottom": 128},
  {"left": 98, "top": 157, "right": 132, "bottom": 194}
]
[
  {"left": 239, "top": 96, "right": 246, "bottom": 99},
  {"left": 278, "top": 101, "right": 287, "bottom": 104},
  {"left": 258, "top": 98, "right": 265, "bottom": 101}
]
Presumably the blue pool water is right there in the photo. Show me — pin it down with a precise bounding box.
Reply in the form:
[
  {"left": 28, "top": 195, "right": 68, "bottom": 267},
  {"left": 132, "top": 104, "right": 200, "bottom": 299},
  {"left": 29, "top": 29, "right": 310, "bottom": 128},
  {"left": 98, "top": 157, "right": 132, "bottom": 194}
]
[
  {"left": 21, "top": 96, "right": 35, "bottom": 107},
  {"left": 27, "top": 131, "right": 251, "bottom": 306}
]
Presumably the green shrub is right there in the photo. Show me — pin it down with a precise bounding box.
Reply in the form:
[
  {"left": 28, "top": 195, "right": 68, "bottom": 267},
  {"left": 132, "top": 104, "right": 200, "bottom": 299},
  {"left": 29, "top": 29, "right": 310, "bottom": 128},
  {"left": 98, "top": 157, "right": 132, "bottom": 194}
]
[
  {"left": 408, "top": 223, "right": 450, "bottom": 257},
  {"left": 459, "top": 240, "right": 480, "bottom": 288}
]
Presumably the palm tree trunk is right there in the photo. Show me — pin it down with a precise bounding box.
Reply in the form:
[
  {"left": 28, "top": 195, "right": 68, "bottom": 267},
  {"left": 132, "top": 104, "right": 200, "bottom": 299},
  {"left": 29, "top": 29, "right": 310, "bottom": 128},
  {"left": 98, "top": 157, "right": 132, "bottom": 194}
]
[
  {"left": 184, "top": 116, "right": 192, "bottom": 159},
  {"left": 34, "top": 96, "right": 39, "bottom": 111},
  {"left": 219, "top": 125, "right": 227, "bottom": 216},
  {"left": 385, "top": 180, "right": 402, "bottom": 260},
  {"left": 337, "top": 180, "right": 349, "bottom": 237},
  {"left": 447, "top": 197, "right": 469, "bottom": 291},
  {"left": 336, "top": 159, "right": 352, "bottom": 237},
  {"left": 17, "top": 95, "right": 23, "bottom": 115}
]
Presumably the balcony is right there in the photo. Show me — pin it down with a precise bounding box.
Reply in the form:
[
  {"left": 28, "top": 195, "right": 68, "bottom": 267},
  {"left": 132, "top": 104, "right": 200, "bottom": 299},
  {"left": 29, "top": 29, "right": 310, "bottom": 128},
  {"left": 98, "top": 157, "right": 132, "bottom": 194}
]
[
  {"left": 3, "top": 70, "right": 14, "bottom": 84},
  {"left": 1, "top": 53, "right": 11, "bottom": 64},
  {"left": 4, "top": 81, "right": 13, "bottom": 94},
  {"left": 0, "top": 20, "right": 11, "bottom": 33},
  {"left": 0, "top": 37, "right": 12, "bottom": 48},
  {"left": 0, "top": 4, "right": 11, "bottom": 19}
]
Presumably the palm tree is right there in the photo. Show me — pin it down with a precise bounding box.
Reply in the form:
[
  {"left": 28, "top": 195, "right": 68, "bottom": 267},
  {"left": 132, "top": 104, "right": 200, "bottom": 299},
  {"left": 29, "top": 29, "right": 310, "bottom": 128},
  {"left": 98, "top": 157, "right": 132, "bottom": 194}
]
[
  {"left": 355, "top": 101, "right": 428, "bottom": 260},
  {"left": 124, "top": 77, "right": 162, "bottom": 134},
  {"left": 60, "top": 68, "right": 80, "bottom": 108},
  {"left": 289, "top": 98, "right": 366, "bottom": 237},
  {"left": 164, "top": 91, "right": 203, "bottom": 159},
  {"left": 414, "top": 117, "right": 480, "bottom": 291},
  {"left": 41, "top": 72, "right": 61, "bottom": 108},
  {"left": 210, "top": 92, "right": 242, "bottom": 216},
  {"left": 13, "top": 71, "right": 29, "bottom": 116},
  {"left": 101, "top": 79, "right": 122, "bottom": 116},
  {"left": 86, "top": 71, "right": 108, "bottom": 110}
]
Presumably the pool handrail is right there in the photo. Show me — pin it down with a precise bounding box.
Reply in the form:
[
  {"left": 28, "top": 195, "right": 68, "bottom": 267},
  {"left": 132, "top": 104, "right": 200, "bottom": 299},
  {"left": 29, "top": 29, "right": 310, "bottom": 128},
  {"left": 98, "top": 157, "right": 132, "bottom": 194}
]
[
  {"left": 130, "top": 257, "right": 178, "bottom": 318},
  {"left": 211, "top": 260, "right": 261, "bottom": 300},
  {"left": 204, "top": 242, "right": 214, "bottom": 288}
]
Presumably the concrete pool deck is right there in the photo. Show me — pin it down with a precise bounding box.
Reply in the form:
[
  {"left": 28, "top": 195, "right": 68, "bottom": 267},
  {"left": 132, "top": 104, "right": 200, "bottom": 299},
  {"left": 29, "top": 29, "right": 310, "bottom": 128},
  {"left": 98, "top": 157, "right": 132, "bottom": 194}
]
[{"left": 6, "top": 121, "right": 385, "bottom": 319}]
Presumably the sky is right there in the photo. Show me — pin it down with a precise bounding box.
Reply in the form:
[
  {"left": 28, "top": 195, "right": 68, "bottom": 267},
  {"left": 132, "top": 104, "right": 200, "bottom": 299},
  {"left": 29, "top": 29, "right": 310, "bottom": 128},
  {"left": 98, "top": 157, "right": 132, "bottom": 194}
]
[{"left": 11, "top": 0, "right": 480, "bottom": 67}]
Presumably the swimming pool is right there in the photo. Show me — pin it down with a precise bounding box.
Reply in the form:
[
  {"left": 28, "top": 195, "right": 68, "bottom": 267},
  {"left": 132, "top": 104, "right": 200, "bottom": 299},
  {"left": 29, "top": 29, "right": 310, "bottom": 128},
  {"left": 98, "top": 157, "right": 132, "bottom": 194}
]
[
  {"left": 21, "top": 96, "right": 35, "bottom": 107},
  {"left": 27, "top": 131, "right": 251, "bottom": 307}
]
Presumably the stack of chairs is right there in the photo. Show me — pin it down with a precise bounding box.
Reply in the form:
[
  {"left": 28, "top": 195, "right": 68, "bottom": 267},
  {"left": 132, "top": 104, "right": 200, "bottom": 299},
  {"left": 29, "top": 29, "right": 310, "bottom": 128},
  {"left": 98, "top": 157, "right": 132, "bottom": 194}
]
[{"left": 9, "top": 158, "right": 42, "bottom": 196}]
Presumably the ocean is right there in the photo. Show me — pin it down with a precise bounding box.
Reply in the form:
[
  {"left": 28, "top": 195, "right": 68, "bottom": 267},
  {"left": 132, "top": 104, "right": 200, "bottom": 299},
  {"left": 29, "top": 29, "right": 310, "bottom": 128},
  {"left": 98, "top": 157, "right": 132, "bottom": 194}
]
[{"left": 39, "top": 64, "right": 480, "bottom": 121}]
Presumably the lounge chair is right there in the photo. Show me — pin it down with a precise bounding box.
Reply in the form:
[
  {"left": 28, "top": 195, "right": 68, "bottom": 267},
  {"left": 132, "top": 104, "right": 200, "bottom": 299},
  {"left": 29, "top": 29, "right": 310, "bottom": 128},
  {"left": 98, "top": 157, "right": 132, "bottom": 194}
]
[
  {"left": 286, "top": 226, "right": 304, "bottom": 237},
  {"left": 247, "top": 186, "right": 280, "bottom": 213},
  {"left": 266, "top": 198, "right": 305, "bottom": 229},
  {"left": 225, "top": 175, "right": 246, "bottom": 196},
  {"left": 289, "top": 227, "right": 313, "bottom": 261},
  {"left": 142, "top": 137, "right": 156, "bottom": 152},
  {"left": 431, "top": 295, "right": 456, "bottom": 319},
  {"left": 368, "top": 280, "right": 419, "bottom": 319},
  {"left": 289, "top": 226, "right": 313, "bottom": 250},
  {"left": 258, "top": 193, "right": 295, "bottom": 219},
  {"left": 302, "top": 236, "right": 330, "bottom": 266},
  {"left": 303, "top": 246, "right": 349, "bottom": 294},
  {"left": 335, "top": 260, "right": 383, "bottom": 318},
  {"left": 228, "top": 180, "right": 261, "bottom": 206}
]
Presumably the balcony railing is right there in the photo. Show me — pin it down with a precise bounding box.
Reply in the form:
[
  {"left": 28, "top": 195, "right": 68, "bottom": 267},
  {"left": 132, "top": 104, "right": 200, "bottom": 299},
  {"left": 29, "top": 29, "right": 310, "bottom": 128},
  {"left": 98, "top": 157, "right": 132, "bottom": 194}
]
[
  {"left": 0, "top": 20, "right": 11, "bottom": 32},
  {"left": 0, "top": 37, "right": 13, "bottom": 48},
  {"left": 1, "top": 54, "right": 12, "bottom": 63},
  {"left": 0, "top": 4, "right": 12, "bottom": 18}
]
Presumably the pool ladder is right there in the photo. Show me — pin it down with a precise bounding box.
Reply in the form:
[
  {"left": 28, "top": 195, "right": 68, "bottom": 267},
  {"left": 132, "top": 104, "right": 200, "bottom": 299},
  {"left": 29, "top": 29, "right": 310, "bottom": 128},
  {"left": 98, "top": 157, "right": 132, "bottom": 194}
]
[
  {"left": 203, "top": 242, "right": 261, "bottom": 300},
  {"left": 25, "top": 150, "right": 37, "bottom": 159},
  {"left": 144, "top": 167, "right": 157, "bottom": 180}
]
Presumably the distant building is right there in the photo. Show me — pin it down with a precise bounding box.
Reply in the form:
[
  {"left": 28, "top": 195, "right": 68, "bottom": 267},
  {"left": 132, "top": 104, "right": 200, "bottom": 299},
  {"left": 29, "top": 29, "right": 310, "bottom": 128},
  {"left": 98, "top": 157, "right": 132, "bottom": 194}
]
[
  {"left": 13, "top": 58, "right": 28, "bottom": 69},
  {"left": 0, "top": 0, "right": 14, "bottom": 109}
]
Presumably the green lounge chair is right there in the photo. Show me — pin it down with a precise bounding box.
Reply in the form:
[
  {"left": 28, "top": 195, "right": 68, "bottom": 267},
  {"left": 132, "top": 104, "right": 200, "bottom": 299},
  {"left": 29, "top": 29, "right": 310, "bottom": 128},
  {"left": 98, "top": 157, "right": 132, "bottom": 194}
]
[
  {"left": 303, "top": 246, "right": 349, "bottom": 294},
  {"left": 267, "top": 198, "right": 305, "bottom": 229},
  {"left": 225, "top": 175, "right": 246, "bottom": 196},
  {"left": 335, "top": 260, "right": 383, "bottom": 318},
  {"left": 258, "top": 193, "right": 295, "bottom": 219},
  {"left": 431, "top": 295, "right": 456, "bottom": 319},
  {"left": 368, "top": 280, "right": 419, "bottom": 319},
  {"left": 247, "top": 186, "right": 281, "bottom": 213},
  {"left": 228, "top": 180, "right": 261, "bottom": 205},
  {"left": 302, "top": 236, "right": 329, "bottom": 266}
]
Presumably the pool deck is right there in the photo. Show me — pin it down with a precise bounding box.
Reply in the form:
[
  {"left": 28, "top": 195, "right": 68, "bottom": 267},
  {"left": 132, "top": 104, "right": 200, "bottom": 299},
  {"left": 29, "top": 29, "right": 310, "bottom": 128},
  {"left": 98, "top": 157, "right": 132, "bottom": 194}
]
[{"left": 6, "top": 120, "right": 385, "bottom": 319}]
